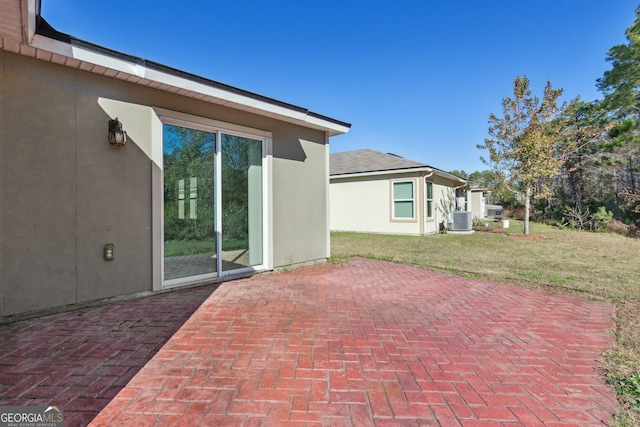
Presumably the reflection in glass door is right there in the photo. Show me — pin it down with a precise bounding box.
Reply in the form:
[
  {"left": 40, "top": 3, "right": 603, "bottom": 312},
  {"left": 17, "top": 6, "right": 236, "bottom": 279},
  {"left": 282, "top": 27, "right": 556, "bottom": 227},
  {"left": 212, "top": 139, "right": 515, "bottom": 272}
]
[
  {"left": 221, "top": 134, "right": 263, "bottom": 271},
  {"left": 163, "top": 124, "right": 217, "bottom": 281},
  {"left": 162, "top": 122, "right": 264, "bottom": 284}
]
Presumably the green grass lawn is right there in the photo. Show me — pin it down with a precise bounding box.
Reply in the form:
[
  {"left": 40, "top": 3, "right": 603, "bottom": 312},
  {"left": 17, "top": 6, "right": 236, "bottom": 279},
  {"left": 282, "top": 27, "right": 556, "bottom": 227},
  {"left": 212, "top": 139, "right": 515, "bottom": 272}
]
[
  {"left": 331, "top": 221, "right": 640, "bottom": 425},
  {"left": 164, "top": 238, "right": 248, "bottom": 257}
]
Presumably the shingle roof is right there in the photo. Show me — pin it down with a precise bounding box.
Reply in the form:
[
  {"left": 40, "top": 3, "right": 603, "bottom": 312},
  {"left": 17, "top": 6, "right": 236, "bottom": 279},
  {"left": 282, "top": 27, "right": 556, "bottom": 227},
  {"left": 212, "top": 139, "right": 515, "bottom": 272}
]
[{"left": 330, "top": 149, "right": 428, "bottom": 176}]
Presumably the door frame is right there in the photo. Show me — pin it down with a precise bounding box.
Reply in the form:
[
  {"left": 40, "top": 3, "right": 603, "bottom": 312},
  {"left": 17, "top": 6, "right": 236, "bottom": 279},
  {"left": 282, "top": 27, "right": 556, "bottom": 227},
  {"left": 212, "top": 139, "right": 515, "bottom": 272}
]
[{"left": 151, "top": 108, "right": 273, "bottom": 290}]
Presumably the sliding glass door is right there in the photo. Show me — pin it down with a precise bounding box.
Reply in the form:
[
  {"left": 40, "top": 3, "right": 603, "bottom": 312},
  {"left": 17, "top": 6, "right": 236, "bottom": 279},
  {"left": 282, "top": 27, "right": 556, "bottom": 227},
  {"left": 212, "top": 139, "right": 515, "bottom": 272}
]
[
  {"left": 163, "top": 124, "right": 217, "bottom": 281},
  {"left": 162, "top": 121, "right": 264, "bottom": 285},
  {"left": 220, "top": 134, "right": 263, "bottom": 271}
]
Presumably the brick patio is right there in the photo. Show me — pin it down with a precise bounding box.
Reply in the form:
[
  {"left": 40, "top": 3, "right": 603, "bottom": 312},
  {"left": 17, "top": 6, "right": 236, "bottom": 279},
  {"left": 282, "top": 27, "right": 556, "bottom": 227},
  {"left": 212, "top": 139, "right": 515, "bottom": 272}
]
[
  {"left": 87, "top": 258, "right": 615, "bottom": 426},
  {"left": 0, "top": 285, "right": 214, "bottom": 426}
]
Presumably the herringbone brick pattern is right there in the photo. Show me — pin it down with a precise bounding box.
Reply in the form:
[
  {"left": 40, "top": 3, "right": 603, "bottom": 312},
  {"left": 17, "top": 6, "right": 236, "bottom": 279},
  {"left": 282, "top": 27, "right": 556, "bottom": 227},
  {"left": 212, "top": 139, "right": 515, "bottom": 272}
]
[
  {"left": 0, "top": 285, "right": 214, "bottom": 426},
  {"left": 90, "top": 258, "right": 615, "bottom": 426}
]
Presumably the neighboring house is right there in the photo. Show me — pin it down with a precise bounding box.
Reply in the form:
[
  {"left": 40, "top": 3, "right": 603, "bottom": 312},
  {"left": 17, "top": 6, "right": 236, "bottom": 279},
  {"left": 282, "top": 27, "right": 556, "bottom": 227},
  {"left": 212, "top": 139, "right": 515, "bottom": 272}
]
[
  {"left": 470, "top": 187, "right": 487, "bottom": 221},
  {"left": 330, "top": 149, "right": 471, "bottom": 235},
  {"left": 470, "top": 188, "right": 503, "bottom": 221},
  {"left": 0, "top": 0, "right": 350, "bottom": 318}
]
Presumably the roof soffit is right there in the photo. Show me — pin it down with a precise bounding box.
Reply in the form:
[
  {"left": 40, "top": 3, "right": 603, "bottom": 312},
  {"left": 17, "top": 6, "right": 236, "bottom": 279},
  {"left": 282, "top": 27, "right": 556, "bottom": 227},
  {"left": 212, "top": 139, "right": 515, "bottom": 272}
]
[{"left": 2, "top": 0, "right": 350, "bottom": 136}]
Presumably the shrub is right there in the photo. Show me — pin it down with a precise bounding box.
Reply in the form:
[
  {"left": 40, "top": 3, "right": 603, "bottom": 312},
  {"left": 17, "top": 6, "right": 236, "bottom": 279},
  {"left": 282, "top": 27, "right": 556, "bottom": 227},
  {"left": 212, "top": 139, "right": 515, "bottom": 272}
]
[
  {"left": 609, "top": 219, "right": 631, "bottom": 236},
  {"left": 609, "top": 372, "right": 640, "bottom": 413},
  {"left": 564, "top": 204, "right": 592, "bottom": 230},
  {"left": 593, "top": 207, "right": 614, "bottom": 232},
  {"left": 507, "top": 207, "right": 526, "bottom": 221}
]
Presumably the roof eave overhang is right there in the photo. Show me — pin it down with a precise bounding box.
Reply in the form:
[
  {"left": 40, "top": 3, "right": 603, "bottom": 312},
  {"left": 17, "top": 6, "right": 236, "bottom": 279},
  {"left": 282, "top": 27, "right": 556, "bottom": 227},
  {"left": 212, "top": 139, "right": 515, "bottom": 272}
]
[
  {"left": 330, "top": 167, "right": 434, "bottom": 179},
  {"left": 29, "top": 34, "right": 350, "bottom": 136},
  {"left": 331, "top": 167, "right": 469, "bottom": 184},
  {"left": 435, "top": 170, "right": 469, "bottom": 184},
  {"left": 11, "top": 2, "right": 350, "bottom": 137}
]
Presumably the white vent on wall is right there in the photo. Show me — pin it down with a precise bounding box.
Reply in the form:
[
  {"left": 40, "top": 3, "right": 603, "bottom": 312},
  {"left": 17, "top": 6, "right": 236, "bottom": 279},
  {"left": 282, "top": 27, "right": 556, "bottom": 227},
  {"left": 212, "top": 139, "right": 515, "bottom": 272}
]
[{"left": 450, "top": 211, "right": 472, "bottom": 231}]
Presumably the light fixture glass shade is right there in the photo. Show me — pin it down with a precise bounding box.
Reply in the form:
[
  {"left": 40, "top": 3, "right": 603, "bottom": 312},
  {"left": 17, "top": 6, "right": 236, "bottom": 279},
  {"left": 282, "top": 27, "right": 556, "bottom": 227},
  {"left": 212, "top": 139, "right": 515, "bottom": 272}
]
[{"left": 108, "top": 118, "right": 127, "bottom": 146}]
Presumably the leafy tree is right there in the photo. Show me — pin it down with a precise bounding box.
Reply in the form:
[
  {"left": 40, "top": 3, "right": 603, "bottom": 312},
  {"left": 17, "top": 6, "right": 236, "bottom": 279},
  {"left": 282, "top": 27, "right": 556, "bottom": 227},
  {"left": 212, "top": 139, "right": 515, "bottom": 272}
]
[
  {"left": 541, "top": 100, "right": 614, "bottom": 223},
  {"left": 466, "top": 170, "right": 517, "bottom": 205},
  {"left": 528, "top": 5, "right": 640, "bottom": 233},
  {"left": 555, "top": 101, "right": 608, "bottom": 204},
  {"left": 163, "top": 125, "right": 216, "bottom": 242},
  {"left": 448, "top": 170, "right": 469, "bottom": 179},
  {"left": 478, "top": 76, "right": 577, "bottom": 234},
  {"left": 596, "top": 8, "right": 640, "bottom": 226},
  {"left": 605, "top": 118, "right": 640, "bottom": 192},
  {"left": 620, "top": 188, "right": 640, "bottom": 223},
  {"left": 163, "top": 127, "right": 261, "bottom": 249},
  {"left": 467, "top": 170, "right": 494, "bottom": 186},
  {"left": 597, "top": 5, "right": 640, "bottom": 118},
  {"left": 221, "top": 134, "right": 253, "bottom": 243}
]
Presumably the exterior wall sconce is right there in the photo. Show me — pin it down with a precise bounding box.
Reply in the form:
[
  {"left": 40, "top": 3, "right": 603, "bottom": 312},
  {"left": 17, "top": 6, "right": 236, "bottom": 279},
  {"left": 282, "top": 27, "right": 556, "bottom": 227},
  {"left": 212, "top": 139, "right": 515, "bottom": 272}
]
[{"left": 108, "top": 118, "right": 127, "bottom": 146}]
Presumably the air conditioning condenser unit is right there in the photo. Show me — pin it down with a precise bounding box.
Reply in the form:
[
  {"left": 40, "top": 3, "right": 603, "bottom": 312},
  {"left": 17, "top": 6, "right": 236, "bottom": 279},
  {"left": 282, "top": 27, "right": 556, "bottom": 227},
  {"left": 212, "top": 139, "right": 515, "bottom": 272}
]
[{"left": 449, "top": 211, "right": 472, "bottom": 231}]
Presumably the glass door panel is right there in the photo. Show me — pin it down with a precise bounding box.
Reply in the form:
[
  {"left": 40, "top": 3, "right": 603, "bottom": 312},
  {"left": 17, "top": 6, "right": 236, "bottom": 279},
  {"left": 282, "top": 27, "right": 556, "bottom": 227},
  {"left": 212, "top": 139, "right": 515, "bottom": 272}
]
[
  {"left": 163, "top": 124, "right": 217, "bottom": 281},
  {"left": 221, "top": 134, "right": 263, "bottom": 271}
]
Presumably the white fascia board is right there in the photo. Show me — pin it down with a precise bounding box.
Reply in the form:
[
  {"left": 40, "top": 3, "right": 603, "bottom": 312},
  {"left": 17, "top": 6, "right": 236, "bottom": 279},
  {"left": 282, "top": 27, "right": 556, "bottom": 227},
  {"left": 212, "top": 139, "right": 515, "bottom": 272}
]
[
  {"left": 305, "top": 114, "right": 351, "bottom": 135},
  {"left": 31, "top": 34, "right": 72, "bottom": 55},
  {"left": 27, "top": 0, "right": 38, "bottom": 40},
  {"left": 30, "top": 34, "right": 348, "bottom": 135},
  {"left": 31, "top": 34, "right": 144, "bottom": 75},
  {"left": 330, "top": 167, "right": 434, "bottom": 180},
  {"left": 330, "top": 168, "right": 469, "bottom": 182},
  {"left": 143, "top": 67, "right": 308, "bottom": 120},
  {"left": 434, "top": 170, "right": 468, "bottom": 183}
]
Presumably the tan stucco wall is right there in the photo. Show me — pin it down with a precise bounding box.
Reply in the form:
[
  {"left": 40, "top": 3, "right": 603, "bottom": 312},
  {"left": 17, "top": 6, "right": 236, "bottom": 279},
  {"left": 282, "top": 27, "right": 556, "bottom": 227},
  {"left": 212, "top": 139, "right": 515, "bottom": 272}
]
[
  {"left": 272, "top": 133, "right": 329, "bottom": 267},
  {"left": 427, "top": 175, "right": 465, "bottom": 233},
  {"left": 330, "top": 172, "right": 466, "bottom": 235},
  {"left": 0, "top": 50, "right": 330, "bottom": 317},
  {"left": 470, "top": 191, "right": 485, "bottom": 221},
  {"left": 0, "top": 51, "right": 154, "bottom": 316},
  {"left": 0, "top": 50, "right": 4, "bottom": 314},
  {"left": 330, "top": 174, "right": 422, "bottom": 235}
]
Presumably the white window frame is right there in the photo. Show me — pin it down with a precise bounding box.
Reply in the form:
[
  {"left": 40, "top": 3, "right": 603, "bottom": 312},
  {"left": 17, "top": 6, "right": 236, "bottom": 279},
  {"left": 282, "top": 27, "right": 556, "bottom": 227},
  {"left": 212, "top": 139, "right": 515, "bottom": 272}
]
[
  {"left": 425, "top": 180, "right": 434, "bottom": 220},
  {"left": 391, "top": 180, "right": 415, "bottom": 220}
]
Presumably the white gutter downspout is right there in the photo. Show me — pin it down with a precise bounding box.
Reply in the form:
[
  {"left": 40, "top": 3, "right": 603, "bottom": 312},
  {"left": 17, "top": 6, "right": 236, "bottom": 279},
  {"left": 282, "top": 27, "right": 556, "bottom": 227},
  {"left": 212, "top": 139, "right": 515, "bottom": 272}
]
[
  {"left": 453, "top": 182, "right": 470, "bottom": 211},
  {"left": 444, "top": 181, "right": 470, "bottom": 230}
]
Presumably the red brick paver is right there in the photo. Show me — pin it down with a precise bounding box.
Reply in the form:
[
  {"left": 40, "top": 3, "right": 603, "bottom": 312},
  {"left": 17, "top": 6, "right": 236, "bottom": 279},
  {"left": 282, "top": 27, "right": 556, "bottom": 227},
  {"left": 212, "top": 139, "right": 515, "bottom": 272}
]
[
  {"left": 0, "top": 285, "right": 214, "bottom": 426},
  {"left": 90, "top": 258, "right": 615, "bottom": 426}
]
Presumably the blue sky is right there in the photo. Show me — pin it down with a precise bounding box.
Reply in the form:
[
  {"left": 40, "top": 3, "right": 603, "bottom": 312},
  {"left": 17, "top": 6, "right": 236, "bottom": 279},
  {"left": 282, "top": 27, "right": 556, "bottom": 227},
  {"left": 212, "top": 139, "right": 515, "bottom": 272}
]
[{"left": 41, "top": 1, "right": 637, "bottom": 174}]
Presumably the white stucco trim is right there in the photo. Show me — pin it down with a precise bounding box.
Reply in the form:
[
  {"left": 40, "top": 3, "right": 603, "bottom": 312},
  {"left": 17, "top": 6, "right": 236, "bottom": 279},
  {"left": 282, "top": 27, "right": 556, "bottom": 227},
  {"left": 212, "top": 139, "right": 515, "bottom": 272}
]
[
  {"left": 325, "top": 134, "right": 331, "bottom": 259},
  {"left": 29, "top": 33, "right": 350, "bottom": 136},
  {"left": 330, "top": 167, "right": 468, "bottom": 184},
  {"left": 331, "top": 167, "right": 434, "bottom": 180},
  {"left": 264, "top": 136, "right": 274, "bottom": 271},
  {"left": 24, "top": 0, "right": 348, "bottom": 136},
  {"left": 27, "top": 0, "right": 38, "bottom": 40},
  {"left": 153, "top": 108, "right": 273, "bottom": 139}
]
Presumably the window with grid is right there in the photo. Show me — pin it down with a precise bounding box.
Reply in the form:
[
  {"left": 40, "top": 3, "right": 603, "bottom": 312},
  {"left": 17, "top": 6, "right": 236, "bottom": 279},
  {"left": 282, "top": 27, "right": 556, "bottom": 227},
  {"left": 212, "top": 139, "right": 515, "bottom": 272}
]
[
  {"left": 426, "top": 181, "right": 433, "bottom": 219},
  {"left": 392, "top": 181, "right": 414, "bottom": 219}
]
